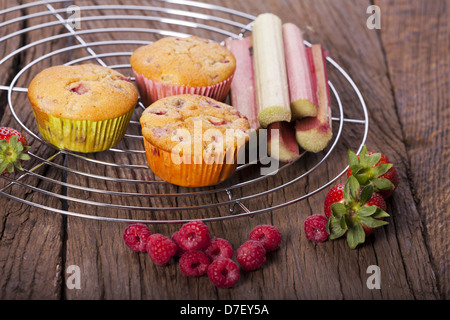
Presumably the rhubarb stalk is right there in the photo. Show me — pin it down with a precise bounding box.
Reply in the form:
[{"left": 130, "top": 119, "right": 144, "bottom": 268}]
[
  {"left": 267, "top": 121, "right": 300, "bottom": 162},
  {"left": 252, "top": 13, "right": 291, "bottom": 128},
  {"left": 295, "top": 44, "right": 333, "bottom": 152},
  {"left": 225, "top": 37, "right": 259, "bottom": 130},
  {"left": 282, "top": 23, "right": 318, "bottom": 119}
]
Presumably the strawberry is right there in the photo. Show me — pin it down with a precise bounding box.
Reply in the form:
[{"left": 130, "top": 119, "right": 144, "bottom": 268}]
[
  {"left": 324, "top": 176, "right": 389, "bottom": 249},
  {"left": 347, "top": 145, "right": 399, "bottom": 199},
  {"left": 0, "top": 127, "right": 30, "bottom": 174}
]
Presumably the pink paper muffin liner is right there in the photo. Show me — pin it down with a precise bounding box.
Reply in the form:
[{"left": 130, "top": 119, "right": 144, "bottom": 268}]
[{"left": 133, "top": 70, "right": 234, "bottom": 107}]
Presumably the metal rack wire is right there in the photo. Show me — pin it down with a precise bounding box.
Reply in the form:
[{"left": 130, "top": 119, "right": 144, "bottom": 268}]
[{"left": 0, "top": 0, "right": 368, "bottom": 224}]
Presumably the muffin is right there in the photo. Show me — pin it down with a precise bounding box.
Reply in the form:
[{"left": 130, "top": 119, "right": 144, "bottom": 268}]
[
  {"left": 27, "top": 64, "right": 139, "bottom": 153},
  {"left": 140, "top": 94, "right": 250, "bottom": 187},
  {"left": 130, "top": 36, "right": 236, "bottom": 107}
]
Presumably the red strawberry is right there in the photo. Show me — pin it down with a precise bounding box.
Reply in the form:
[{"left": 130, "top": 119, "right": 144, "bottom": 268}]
[
  {"left": 347, "top": 145, "right": 399, "bottom": 199},
  {"left": 0, "top": 127, "right": 30, "bottom": 174},
  {"left": 324, "top": 176, "right": 389, "bottom": 249}
]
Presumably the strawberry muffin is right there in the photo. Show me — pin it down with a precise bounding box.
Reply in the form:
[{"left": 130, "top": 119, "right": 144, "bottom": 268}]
[
  {"left": 27, "top": 64, "right": 138, "bottom": 153},
  {"left": 140, "top": 94, "right": 250, "bottom": 187},
  {"left": 130, "top": 36, "right": 236, "bottom": 107}
]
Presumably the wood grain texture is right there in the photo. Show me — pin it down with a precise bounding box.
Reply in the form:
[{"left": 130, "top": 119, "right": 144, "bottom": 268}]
[
  {"left": 0, "top": 0, "right": 445, "bottom": 301},
  {"left": 376, "top": 0, "right": 449, "bottom": 299}
]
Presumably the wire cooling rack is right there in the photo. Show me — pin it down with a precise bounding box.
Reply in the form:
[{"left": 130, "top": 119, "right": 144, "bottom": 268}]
[{"left": 0, "top": 0, "right": 368, "bottom": 224}]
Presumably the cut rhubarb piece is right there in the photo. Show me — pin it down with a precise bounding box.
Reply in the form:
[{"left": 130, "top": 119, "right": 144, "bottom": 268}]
[
  {"left": 267, "top": 121, "right": 300, "bottom": 162},
  {"left": 295, "top": 44, "right": 333, "bottom": 153},
  {"left": 225, "top": 37, "right": 259, "bottom": 130},
  {"left": 282, "top": 23, "right": 318, "bottom": 119},
  {"left": 70, "top": 83, "right": 88, "bottom": 95},
  {"left": 252, "top": 13, "right": 291, "bottom": 128}
]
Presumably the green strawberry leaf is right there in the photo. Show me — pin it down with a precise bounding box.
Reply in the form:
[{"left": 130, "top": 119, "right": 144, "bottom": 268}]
[
  {"left": 0, "top": 161, "right": 7, "bottom": 174},
  {"left": 0, "top": 140, "right": 8, "bottom": 151},
  {"left": 358, "top": 145, "right": 369, "bottom": 167},
  {"left": 357, "top": 206, "right": 378, "bottom": 217},
  {"left": 372, "top": 177, "right": 395, "bottom": 191},
  {"left": 19, "top": 153, "right": 30, "bottom": 161},
  {"left": 371, "top": 163, "right": 393, "bottom": 178},
  {"left": 346, "top": 223, "right": 365, "bottom": 249},
  {"left": 353, "top": 172, "right": 370, "bottom": 186},
  {"left": 330, "top": 202, "right": 347, "bottom": 217},
  {"left": 347, "top": 149, "right": 359, "bottom": 167},
  {"left": 359, "top": 184, "right": 374, "bottom": 205},
  {"left": 372, "top": 207, "right": 390, "bottom": 218},
  {"left": 349, "top": 164, "right": 364, "bottom": 175},
  {"left": 366, "top": 152, "right": 381, "bottom": 168},
  {"left": 359, "top": 216, "right": 389, "bottom": 228},
  {"left": 344, "top": 175, "right": 360, "bottom": 202},
  {"left": 327, "top": 216, "right": 348, "bottom": 240}
]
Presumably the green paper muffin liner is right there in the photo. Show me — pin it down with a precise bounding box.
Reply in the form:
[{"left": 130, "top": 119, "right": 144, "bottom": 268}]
[{"left": 32, "top": 107, "right": 134, "bottom": 153}]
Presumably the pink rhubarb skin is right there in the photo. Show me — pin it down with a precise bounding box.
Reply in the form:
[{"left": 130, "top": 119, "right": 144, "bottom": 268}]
[
  {"left": 282, "top": 23, "right": 318, "bottom": 119},
  {"left": 225, "top": 37, "right": 259, "bottom": 130},
  {"left": 267, "top": 121, "right": 300, "bottom": 162},
  {"left": 295, "top": 44, "right": 333, "bottom": 153}
]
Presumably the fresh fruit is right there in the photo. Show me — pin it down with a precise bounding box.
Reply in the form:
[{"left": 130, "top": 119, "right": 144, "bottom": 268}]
[
  {"left": 267, "top": 121, "right": 300, "bottom": 162},
  {"left": 225, "top": 36, "right": 259, "bottom": 130},
  {"left": 203, "top": 237, "right": 233, "bottom": 261},
  {"left": 0, "top": 127, "right": 30, "bottom": 174},
  {"left": 304, "top": 215, "right": 329, "bottom": 242},
  {"left": 176, "top": 220, "right": 211, "bottom": 251},
  {"left": 207, "top": 258, "right": 240, "bottom": 288},
  {"left": 236, "top": 240, "right": 266, "bottom": 271},
  {"left": 122, "top": 220, "right": 282, "bottom": 288},
  {"left": 252, "top": 13, "right": 291, "bottom": 128},
  {"left": 282, "top": 22, "right": 318, "bottom": 119},
  {"left": 122, "top": 223, "right": 152, "bottom": 253},
  {"left": 179, "top": 250, "right": 211, "bottom": 277},
  {"left": 248, "top": 224, "right": 282, "bottom": 252},
  {"left": 324, "top": 176, "right": 389, "bottom": 249},
  {"left": 347, "top": 145, "right": 399, "bottom": 199},
  {"left": 295, "top": 44, "right": 333, "bottom": 153},
  {"left": 146, "top": 233, "right": 177, "bottom": 266},
  {"left": 171, "top": 231, "right": 187, "bottom": 257}
]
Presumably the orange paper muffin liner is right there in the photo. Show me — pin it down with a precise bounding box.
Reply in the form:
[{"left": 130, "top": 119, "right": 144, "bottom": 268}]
[{"left": 143, "top": 137, "right": 241, "bottom": 187}]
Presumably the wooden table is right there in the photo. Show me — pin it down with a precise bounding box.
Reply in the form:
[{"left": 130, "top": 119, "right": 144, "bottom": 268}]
[{"left": 0, "top": 0, "right": 447, "bottom": 302}]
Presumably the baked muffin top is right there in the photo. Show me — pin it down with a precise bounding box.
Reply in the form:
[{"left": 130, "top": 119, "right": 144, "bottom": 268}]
[
  {"left": 28, "top": 64, "right": 138, "bottom": 121},
  {"left": 140, "top": 94, "right": 250, "bottom": 156},
  {"left": 130, "top": 36, "right": 236, "bottom": 87}
]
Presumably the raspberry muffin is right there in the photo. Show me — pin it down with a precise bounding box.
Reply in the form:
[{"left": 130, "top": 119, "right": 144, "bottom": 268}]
[
  {"left": 27, "top": 64, "right": 138, "bottom": 153},
  {"left": 140, "top": 94, "right": 250, "bottom": 187},
  {"left": 130, "top": 36, "right": 236, "bottom": 107}
]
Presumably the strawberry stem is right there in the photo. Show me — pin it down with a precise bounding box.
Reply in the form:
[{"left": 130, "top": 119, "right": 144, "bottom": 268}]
[{"left": 0, "top": 135, "right": 30, "bottom": 174}]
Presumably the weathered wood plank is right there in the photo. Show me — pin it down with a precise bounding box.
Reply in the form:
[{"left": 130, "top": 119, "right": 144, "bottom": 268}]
[
  {"left": 0, "top": 0, "right": 68, "bottom": 299},
  {"left": 376, "top": 0, "right": 449, "bottom": 299},
  {"left": 0, "top": 0, "right": 444, "bottom": 300}
]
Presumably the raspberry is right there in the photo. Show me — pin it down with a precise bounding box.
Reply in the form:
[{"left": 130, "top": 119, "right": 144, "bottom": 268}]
[
  {"left": 304, "top": 214, "right": 329, "bottom": 242},
  {"left": 249, "top": 224, "right": 282, "bottom": 252},
  {"left": 203, "top": 237, "right": 233, "bottom": 261},
  {"left": 122, "top": 223, "right": 151, "bottom": 252},
  {"left": 146, "top": 233, "right": 177, "bottom": 266},
  {"left": 179, "top": 250, "right": 211, "bottom": 277},
  {"left": 171, "top": 231, "right": 187, "bottom": 257},
  {"left": 207, "top": 258, "right": 240, "bottom": 288},
  {"left": 236, "top": 240, "right": 266, "bottom": 271},
  {"left": 177, "top": 220, "right": 211, "bottom": 251}
]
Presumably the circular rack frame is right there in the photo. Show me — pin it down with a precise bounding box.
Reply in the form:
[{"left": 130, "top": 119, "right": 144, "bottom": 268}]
[{"left": 0, "top": 0, "right": 369, "bottom": 224}]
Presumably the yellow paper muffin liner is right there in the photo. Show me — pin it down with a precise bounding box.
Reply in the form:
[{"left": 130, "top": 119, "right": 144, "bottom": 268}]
[
  {"left": 133, "top": 70, "right": 233, "bottom": 108},
  {"left": 32, "top": 106, "right": 134, "bottom": 153},
  {"left": 143, "top": 137, "right": 243, "bottom": 187}
]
